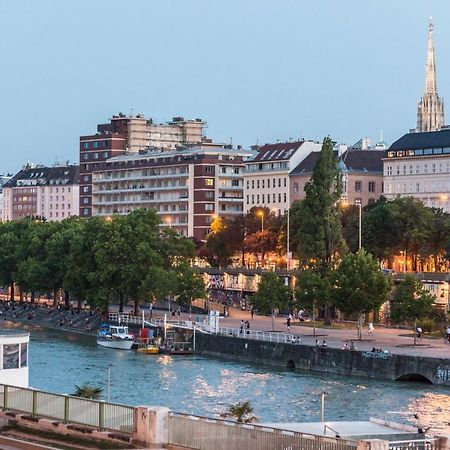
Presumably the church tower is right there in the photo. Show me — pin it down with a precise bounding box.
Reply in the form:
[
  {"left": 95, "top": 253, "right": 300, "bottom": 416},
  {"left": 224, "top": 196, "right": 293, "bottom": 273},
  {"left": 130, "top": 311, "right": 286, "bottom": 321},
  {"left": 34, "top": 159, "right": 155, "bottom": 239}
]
[{"left": 416, "top": 18, "right": 445, "bottom": 132}]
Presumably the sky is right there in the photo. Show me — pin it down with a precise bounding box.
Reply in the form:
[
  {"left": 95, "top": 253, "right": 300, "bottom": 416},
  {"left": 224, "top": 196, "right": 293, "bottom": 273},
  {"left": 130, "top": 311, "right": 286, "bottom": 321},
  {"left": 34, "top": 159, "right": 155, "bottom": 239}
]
[{"left": 1, "top": 0, "right": 450, "bottom": 174}]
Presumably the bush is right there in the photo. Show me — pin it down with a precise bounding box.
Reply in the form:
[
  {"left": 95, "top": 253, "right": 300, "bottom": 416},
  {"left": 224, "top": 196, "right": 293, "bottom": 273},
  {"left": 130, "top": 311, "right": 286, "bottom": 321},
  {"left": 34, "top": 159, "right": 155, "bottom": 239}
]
[
  {"left": 428, "top": 308, "right": 448, "bottom": 324},
  {"left": 419, "top": 319, "right": 435, "bottom": 333}
]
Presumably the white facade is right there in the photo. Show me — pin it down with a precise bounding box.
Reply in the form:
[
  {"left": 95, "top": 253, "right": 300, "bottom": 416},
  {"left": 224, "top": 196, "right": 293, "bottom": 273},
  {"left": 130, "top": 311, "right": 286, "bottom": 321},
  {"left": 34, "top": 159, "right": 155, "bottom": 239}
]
[
  {"left": 38, "top": 184, "right": 79, "bottom": 221},
  {"left": 0, "top": 331, "right": 29, "bottom": 388},
  {"left": 383, "top": 154, "right": 450, "bottom": 212},
  {"left": 244, "top": 141, "right": 322, "bottom": 214}
]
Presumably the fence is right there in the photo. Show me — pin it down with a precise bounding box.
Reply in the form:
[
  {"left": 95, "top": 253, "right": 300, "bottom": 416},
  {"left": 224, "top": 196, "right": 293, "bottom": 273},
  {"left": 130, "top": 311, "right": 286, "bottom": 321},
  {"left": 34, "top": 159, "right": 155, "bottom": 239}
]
[
  {"left": 168, "top": 412, "right": 358, "bottom": 450},
  {"left": 0, "top": 384, "right": 134, "bottom": 433},
  {"left": 109, "top": 312, "right": 297, "bottom": 344},
  {"left": 389, "top": 440, "right": 437, "bottom": 450}
]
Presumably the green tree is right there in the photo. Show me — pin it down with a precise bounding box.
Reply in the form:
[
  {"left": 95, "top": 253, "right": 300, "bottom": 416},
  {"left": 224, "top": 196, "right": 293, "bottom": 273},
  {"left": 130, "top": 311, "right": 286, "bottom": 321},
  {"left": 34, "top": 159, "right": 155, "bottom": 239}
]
[
  {"left": 225, "top": 401, "right": 257, "bottom": 423},
  {"left": 334, "top": 250, "right": 392, "bottom": 339},
  {"left": 251, "top": 272, "right": 291, "bottom": 330},
  {"left": 205, "top": 217, "right": 241, "bottom": 267},
  {"left": 174, "top": 262, "right": 206, "bottom": 318},
  {"left": 293, "top": 137, "right": 345, "bottom": 266},
  {"left": 72, "top": 384, "right": 103, "bottom": 399},
  {"left": 361, "top": 196, "right": 398, "bottom": 265},
  {"left": 390, "top": 275, "right": 435, "bottom": 345},
  {"left": 295, "top": 267, "right": 333, "bottom": 336}
]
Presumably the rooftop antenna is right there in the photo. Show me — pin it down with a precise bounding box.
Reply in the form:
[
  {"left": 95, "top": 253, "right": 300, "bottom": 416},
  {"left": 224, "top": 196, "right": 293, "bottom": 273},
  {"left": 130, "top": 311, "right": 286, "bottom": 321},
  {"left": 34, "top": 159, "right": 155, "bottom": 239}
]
[{"left": 301, "top": 131, "right": 304, "bottom": 141}]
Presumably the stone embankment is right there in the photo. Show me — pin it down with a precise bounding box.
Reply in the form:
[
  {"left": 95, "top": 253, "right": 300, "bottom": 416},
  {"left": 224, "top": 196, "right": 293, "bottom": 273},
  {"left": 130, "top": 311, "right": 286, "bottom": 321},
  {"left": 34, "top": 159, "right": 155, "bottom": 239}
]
[
  {"left": 195, "top": 332, "right": 450, "bottom": 385},
  {"left": 0, "top": 301, "right": 103, "bottom": 336}
]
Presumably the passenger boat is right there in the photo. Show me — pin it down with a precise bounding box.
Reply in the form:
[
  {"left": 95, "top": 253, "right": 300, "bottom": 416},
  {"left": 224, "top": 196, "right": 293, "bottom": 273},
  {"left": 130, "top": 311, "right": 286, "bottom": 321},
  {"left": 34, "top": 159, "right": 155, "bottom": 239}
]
[{"left": 97, "top": 324, "right": 135, "bottom": 350}]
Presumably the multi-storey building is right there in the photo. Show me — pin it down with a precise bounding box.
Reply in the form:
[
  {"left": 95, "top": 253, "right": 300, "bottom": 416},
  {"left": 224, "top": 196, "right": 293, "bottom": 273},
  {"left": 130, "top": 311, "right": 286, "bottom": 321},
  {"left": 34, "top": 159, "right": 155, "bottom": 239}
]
[
  {"left": 79, "top": 114, "right": 206, "bottom": 218},
  {"left": 290, "top": 149, "right": 385, "bottom": 206},
  {"left": 243, "top": 140, "right": 322, "bottom": 214},
  {"left": 383, "top": 130, "right": 450, "bottom": 212},
  {"left": 0, "top": 175, "right": 11, "bottom": 221},
  {"left": 2, "top": 164, "right": 79, "bottom": 221},
  {"left": 90, "top": 145, "right": 251, "bottom": 240}
]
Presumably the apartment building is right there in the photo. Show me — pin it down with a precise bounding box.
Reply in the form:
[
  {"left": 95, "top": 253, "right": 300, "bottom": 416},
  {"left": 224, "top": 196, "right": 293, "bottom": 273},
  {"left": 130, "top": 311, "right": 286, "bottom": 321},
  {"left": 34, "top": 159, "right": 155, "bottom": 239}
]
[
  {"left": 90, "top": 145, "right": 251, "bottom": 240},
  {"left": 290, "top": 149, "right": 385, "bottom": 206},
  {"left": 383, "top": 130, "right": 450, "bottom": 212},
  {"left": 80, "top": 114, "right": 206, "bottom": 218},
  {"left": 0, "top": 175, "right": 11, "bottom": 221},
  {"left": 243, "top": 140, "right": 322, "bottom": 214},
  {"left": 2, "top": 164, "right": 79, "bottom": 221}
]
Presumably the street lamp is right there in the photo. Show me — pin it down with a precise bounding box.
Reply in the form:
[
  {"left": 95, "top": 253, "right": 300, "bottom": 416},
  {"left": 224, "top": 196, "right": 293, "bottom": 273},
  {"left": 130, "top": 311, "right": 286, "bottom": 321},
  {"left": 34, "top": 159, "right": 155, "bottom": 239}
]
[
  {"left": 106, "top": 363, "right": 114, "bottom": 402},
  {"left": 165, "top": 216, "right": 172, "bottom": 228},
  {"left": 257, "top": 210, "right": 264, "bottom": 232}
]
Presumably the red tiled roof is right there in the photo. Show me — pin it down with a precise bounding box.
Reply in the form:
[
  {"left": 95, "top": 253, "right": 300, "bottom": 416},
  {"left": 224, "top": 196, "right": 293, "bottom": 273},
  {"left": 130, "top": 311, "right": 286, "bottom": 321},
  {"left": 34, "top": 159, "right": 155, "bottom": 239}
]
[{"left": 251, "top": 141, "right": 305, "bottom": 162}]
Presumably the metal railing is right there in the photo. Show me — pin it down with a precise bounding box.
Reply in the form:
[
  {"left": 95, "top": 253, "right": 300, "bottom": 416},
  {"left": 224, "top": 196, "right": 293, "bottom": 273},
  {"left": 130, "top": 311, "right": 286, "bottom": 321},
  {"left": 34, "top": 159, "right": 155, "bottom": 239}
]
[
  {"left": 0, "top": 384, "right": 134, "bottom": 433},
  {"left": 168, "top": 412, "right": 358, "bottom": 450},
  {"left": 389, "top": 439, "right": 437, "bottom": 450},
  {"left": 109, "top": 313, "right": 297, "bottom": 343}
]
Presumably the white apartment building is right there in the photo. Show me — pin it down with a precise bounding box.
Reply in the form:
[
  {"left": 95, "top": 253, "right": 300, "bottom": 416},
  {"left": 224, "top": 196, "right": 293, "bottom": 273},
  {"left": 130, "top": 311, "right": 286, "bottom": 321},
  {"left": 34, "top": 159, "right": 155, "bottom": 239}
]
[
  {"left": 90, "top": 145, "right": 252, "bottom": 240},
  {"left": 383, "top": 130, "right": 450, "bottom": 212},
  {"left": 244, "top": 140, "right": 322, "bottom": 214},
  {"left": 2, "top": 164, "right": 79, "bottom": 221},
  {"left": 0, "top": 175, "right": 11, "bottom": 222}
]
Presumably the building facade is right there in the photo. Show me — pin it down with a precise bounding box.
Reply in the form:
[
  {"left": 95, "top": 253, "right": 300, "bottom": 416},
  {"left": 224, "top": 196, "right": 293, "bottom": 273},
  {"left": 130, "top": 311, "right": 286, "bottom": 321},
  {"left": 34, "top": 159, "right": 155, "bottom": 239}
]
[
  {"left": 416, "top": 19, "right": 445, "bottom": 133},
  {"left": 243, "top": 141, "right": 322, "bottom": 214},
  {"left": 290, "top": 149, "right": 385, "bottom": 206},
  {"left": 2, "top": 164, "right": 79, "bottom": 221},
  {"left": 90, "top": 145, "right": 251, "bottom": 240},
  {"left": 0, "top": 175, "right": 11, "bottom": 222},
  {"left": 383, "top": 130, "right": 450, "bottom": 212},
  {"left": 79, "top": 114, "right": 206, "bottom": 218}
]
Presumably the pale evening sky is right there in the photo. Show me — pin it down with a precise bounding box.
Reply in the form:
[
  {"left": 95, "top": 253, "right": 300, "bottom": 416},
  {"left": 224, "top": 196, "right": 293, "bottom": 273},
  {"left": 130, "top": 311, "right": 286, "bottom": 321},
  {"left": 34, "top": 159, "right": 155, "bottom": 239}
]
[{"left": 1, "top": 0, "right": 450, "bottom": 174}]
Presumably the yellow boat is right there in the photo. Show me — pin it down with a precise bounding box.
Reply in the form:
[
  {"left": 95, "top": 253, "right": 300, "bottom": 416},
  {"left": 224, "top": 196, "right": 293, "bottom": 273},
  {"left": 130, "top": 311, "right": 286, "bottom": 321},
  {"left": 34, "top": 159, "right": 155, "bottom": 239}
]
[{"left": 136, "top": 344, "right": 160, "bottom": 354}]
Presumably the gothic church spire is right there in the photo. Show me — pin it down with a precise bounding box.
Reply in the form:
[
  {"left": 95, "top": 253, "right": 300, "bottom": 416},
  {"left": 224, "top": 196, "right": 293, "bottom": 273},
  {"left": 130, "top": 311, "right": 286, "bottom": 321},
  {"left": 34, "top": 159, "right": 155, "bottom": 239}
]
[{"left": 416, "top": 17, "right": 444, "bottom": 132}]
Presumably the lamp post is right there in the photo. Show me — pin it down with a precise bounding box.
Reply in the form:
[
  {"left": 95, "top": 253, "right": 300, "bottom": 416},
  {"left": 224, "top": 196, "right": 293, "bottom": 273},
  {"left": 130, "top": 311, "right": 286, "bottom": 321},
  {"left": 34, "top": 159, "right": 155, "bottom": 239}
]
[
  {"left": 106, "top": 364, "right": 113, "bottom": 402},
  {"left": 286, "top": 208, "right": 290, "bottom": 271}
]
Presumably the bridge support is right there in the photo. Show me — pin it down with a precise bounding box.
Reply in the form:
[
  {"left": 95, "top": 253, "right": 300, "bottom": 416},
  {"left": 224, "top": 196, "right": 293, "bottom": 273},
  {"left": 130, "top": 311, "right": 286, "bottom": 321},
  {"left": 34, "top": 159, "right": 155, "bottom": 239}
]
[{"left": 132, "top": 406, "right": 169, "bottom": 447}]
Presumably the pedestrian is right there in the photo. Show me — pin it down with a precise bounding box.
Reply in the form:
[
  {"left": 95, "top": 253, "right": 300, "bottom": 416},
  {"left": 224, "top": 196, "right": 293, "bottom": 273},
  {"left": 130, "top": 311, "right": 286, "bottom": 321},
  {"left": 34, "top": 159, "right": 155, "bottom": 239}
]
[
  {"left": 251, "top": 307, "right": 254, "bottom": 319},
  {"left": 286, "top": 316, "right": 291, "bottom": 333},
  {"left": 368, "top": 323, "right": 374, "bottom": 335},
  {"left": 315, "top": 339, "right": 320, "bottom": 347},
  {"left": 240, "top": 320, "right": 244, "bottom": 336},
  {"left": 416, "top": 326, "right": 423, "bottom": 340},
  {"left": 350, "top": 341, "right": 355, "bottom": 351},
  {"left": 322, "top": 339, "right": 327, "bottom": 347}
]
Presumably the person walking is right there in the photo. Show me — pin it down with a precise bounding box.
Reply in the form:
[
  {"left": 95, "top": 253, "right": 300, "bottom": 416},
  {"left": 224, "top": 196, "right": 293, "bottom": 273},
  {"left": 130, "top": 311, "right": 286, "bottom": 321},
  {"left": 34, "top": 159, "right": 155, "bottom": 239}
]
[
  {"left": 250, "top": 307, "right": 254, "bottom": 319},
  {"left": 286, "top": 316, "right": 291, "bottom": 333},
  {"left": 239, "top": 320, "right": 244, "bottom": 336},
  {"left": 368, "top": 323, "right": 374, "bottom": 335}
]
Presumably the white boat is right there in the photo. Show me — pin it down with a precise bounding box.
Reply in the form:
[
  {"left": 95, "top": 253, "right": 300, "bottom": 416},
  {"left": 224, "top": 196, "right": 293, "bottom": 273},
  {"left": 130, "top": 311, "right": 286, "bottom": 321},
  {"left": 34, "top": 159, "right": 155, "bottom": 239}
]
[{"left": 97, "top": 324, "right": 135, "bottom": 350}]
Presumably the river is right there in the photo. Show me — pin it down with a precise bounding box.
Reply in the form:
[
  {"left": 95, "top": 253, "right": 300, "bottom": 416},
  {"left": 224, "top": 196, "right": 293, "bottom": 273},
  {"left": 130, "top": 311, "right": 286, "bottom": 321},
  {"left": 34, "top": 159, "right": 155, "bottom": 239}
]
[{"left": 12, "top": 325, "right": 450, "bottom": 434}]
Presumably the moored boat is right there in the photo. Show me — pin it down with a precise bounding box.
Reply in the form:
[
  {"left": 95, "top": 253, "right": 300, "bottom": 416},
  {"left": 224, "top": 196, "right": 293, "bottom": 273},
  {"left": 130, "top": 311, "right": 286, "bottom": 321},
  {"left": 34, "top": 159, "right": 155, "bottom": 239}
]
[{"left": 97, "top": 324, "right": 135, "bottom": 350}]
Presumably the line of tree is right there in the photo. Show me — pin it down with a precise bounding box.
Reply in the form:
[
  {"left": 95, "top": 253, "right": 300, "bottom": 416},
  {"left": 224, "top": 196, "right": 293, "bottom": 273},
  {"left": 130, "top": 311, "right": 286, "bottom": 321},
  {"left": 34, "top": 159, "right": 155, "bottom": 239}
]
[{"left": 0, "top": 209, "right": 206, "bottom": 312}]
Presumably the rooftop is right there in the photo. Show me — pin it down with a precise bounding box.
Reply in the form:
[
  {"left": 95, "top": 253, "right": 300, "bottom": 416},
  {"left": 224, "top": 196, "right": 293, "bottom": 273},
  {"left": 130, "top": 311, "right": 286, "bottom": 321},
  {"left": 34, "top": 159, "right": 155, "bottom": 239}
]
[
  {"left": 4, "top": 165, "right": 79, "bottom": 189},
  {"left": 340, "top": 149, "right": 385, "bottom": 172},
  {"left": 389, "top": 129, "right": 450, "bottom": 151},
  {"left": 250, "top": 141, "right": 307, "bottom": 163}
]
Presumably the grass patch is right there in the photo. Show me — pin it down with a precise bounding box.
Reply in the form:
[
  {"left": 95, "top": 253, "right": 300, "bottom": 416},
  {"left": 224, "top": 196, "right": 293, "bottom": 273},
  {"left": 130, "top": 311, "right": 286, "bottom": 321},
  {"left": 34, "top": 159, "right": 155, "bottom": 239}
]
[
  {"left": 1, "top": 422, "right": 136, "bottom": 449},
  {"left": 293, "top": 320, "right": 358, "bottom": 330}
]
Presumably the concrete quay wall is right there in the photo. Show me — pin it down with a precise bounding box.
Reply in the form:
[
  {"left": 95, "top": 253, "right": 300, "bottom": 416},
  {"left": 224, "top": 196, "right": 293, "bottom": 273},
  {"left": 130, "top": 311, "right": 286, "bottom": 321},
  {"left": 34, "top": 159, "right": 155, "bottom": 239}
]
[{"left": 194, "top": 333, "right": 450, "bottom": 385}]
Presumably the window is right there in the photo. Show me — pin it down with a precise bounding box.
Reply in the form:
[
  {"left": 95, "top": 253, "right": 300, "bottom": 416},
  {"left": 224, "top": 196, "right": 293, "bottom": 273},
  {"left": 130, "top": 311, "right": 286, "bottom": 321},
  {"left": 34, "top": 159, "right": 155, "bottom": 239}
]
[
  {"left": 83, "top": 153, "right": 89, "bottom": 160},
  {"left": 252, "top": 195, "right": 255, "bottom": 204},
  {"left": 424, "top": 164, "right": 428, "bottom": 174},
  {"left": 94, "top": 152, "right": 99, "bottom": 160},
  {"left": 387, "top": 166, "right": 392, "bottom": 175},
  {"left": 3, "top": 344, "right": 19, "bottom": 369},
  {"left": 246, "top": 180, "right": 249, "bottom": 189},
  {"left": 368, "top": 181, "right": 375, "bottom": 192},
  {"left": 83, "top": 186, "right": 89, "bottom": 193},
  {"left": 409, "top": 165, "right": 413, "bottom": 174},
  {"left": 82, "top": 198, "right": 88, "bottom": 204},
  {"left": 396, "top": 166, "right": 400, "bottom": 175},
  {"left": 278, "top": 178, "right": 281, "bottom": 187},
  {"left": 355, "top": 181, "right": 362, "bottom": 192},
  {"left": 93, "top": 141, "right": 99, "bottom": 148},
  {"left": 284, "top": 178, "right": 287, "bottom": 187},
  {"left": 267, "top": 195, "right": 270, "bottom": 203},
  {"left": 294, "top": 183, "right": 299, "bottom": 193},
  {"left": 246, "top": 195, "right": 249, "bottom": 204},
  {"left": 103, "top": 152, "right": 109, "bottom": 158},
  {"left": 257, "top": 180, "right": 260, "bottom": 189},
  {"left": 402, "top": 166, "right": 406, "bottom": 175},
  {"left": 252, "top": 180, "right": 255, "bottom": 189},
  {"left": 83, "top": 142, "right": 89, "bottom": 149},
  {"left": 205, "top": 191, "right": 214, "bottom": 199},
  {"left": 257, "top": 195, "right": 260, "bottom": 203},
  {"left": 83, "top": 176, "right": 89, "bottom": 182},
  {"left": 278, "top": 193, "right": 281, "bottom": 202},
  {"left": 205, "top": 179, "right": 214, "bottom": 186},
  {"left": 416, "top": 183, "right": 420, "bottom": 192},
  {"left": 416, "top": 165, "right": 419, "bottom": 174},
  {"left": 262, "top": 194, "right": 265, "bottom": 203},
  {"left": 273, "top": 179, "right": 275, "bottom": 188},
  {"left": 206, "top": 166, "right": 215, "bottom": 173},
  {"left": 273, "top": 193, "right": 275, "bottom": 202},
  {"left": 232, "top": 180, "right": 239, "bottom": 187},
  {"left": 432, "top": 164, "right": 436, "bottom": 173},
  {"left": 283, "top": 192, "right": 287, "bottom": 202},
  {"left": 234, "top": 167, "right": 239, "bottom": 174},
  {"left": 83, "top": 208, "right": 89, "bottom": 215},
  {"left": 205, "top": 204, "right": 214, "bottom": 211}
]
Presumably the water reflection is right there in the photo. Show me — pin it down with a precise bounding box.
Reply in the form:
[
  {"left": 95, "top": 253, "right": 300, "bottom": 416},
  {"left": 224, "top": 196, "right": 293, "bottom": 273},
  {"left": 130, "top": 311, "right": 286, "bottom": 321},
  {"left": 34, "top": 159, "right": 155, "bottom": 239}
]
[{"left": 18, "top": 326, "right": 450, "bottom": 435}]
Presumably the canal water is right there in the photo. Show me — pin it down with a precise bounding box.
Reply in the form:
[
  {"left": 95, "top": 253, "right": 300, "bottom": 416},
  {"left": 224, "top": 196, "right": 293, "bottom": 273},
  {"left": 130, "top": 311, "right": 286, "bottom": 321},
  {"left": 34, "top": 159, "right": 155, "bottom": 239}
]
[{"left": 18, "top": 326, "right": 450, "bottom": 433}]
